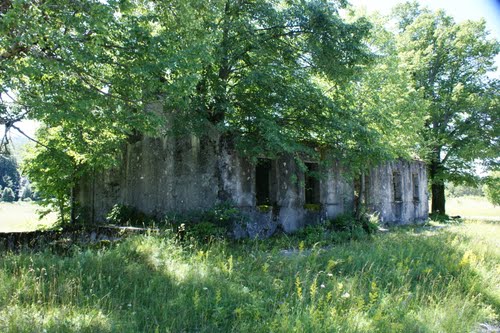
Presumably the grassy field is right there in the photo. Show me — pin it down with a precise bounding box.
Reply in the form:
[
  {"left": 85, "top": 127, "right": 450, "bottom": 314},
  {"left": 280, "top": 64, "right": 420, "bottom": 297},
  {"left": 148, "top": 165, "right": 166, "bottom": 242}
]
[
  {"left": 445, "top": 196, "right": 500, "bottom": 218},
  {"left": 0, "top": 202, "right": 57, "bottom": 233},
  {"left": 1, "top": 196, "right": 498, "bottom": 234},
  {"left": 0, "top": 220, "right": 498, "bottom": 332}
]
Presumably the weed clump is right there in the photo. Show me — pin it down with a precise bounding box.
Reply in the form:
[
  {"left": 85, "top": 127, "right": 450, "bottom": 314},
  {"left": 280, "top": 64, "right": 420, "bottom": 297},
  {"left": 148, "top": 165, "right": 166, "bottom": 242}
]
[
  {"left": 326, "top": 212, "right": 379, "bottom": 235},
  {"left": 164, "top": 202, "right": 245, "bottom": 243},
  {"left": 287, "top": 212, "right": 379, "bottom": 249},
  {"left": 106, "top": 204, "right": 154, "bottom": 226}
]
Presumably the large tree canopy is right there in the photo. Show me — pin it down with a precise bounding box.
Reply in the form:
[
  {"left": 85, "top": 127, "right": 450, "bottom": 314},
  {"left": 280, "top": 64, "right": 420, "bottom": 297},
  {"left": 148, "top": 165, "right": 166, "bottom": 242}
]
[
  {"left": 5, "top": 0, "right": 494, "bottom": 219},
  {"left": 2, "top": 0, "right": 392, "bottom": 218},
  {"left": 393, "top": 2, "right": 499, "bottom": 214},
  {"left": 1, "top": 0, "right": 377, "bottom": 157}
]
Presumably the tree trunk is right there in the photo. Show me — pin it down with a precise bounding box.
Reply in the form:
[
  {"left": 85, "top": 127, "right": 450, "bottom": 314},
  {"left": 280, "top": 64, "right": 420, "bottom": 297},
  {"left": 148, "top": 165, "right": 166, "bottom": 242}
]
[
  {"left": 207, "top": 0, "right": 232, "bottom": 125},
  {"left": 59, "top": 197, "right": 66, "bottom": 225},
  {"left": 70, "top": 186, "right": 76, "bottom": 224},
  {"left": 429, "top": 152, "right": 446, "bottom": 215},
  {"left": 431, "top": 181, "right": 446, "bottom": 215}
]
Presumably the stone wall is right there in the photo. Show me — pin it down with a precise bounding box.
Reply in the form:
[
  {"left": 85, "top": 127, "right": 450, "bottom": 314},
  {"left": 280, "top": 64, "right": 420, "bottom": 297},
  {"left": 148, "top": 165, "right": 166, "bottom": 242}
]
[
  {"left": 78, "top": 134, "right": 220, "bottom": 222},
  {"left": 220, "top": 146, "right": 354, "bottom": 236},
  {"left": 365, "top": 160, "right": 428, "bottom": 224},
  {"left": 77, "top": 135, "right": 428, "bottom": 236}
]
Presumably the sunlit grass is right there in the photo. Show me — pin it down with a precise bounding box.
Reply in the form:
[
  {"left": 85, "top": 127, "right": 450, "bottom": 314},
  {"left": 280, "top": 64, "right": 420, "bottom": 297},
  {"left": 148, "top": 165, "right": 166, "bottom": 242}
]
[
  {"left": 446, "top": 196, "right": 500, "bottom": 218},
  {"left": 0, "top": 220, "right": 498, "bottom": 332},
  {"left": 0, "top": 201, "right": 57, "bottom": 232}
]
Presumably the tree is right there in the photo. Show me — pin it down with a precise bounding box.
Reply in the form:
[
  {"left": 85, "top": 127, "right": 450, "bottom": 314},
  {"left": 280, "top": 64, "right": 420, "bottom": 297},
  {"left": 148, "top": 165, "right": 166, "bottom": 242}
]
[
  {"left": 19, "top": 178, "right": 33, "bottom": 200},
  {"left": 393, "top": 2, "right": 500, "bottom": 214},
  {"left": 338, "top": 12, "right": 427, "bottom": 168},
  {"left": 1, "top": 186, "right": 15, "bottom": 202},
  {"left": 0, "top": 155, "right": 20, "bottom": 198},
  {"left": 483, "top": 171, "right": 500, "bottom": 206},
  {"left": 2, "top": 0, "right": 386, "bottom": 219}
]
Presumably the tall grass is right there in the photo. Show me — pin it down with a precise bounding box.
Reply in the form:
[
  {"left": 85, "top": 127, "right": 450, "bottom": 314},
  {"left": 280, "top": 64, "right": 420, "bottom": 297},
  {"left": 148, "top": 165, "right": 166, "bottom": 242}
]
[{"left": 0, "top": 221, "right": 498, "bottom": 332}]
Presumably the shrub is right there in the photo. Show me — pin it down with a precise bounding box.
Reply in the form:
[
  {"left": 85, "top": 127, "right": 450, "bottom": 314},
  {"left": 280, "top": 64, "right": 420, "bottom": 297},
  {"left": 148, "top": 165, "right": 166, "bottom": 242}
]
[
  {"left": 483, "top": 173, "right": 499, "bottom": 206},
  {"left": 20, "top": 183, "right": 33, "bottom": 200},
  {"left": 294, "top": 224, "right": 327, "bottom": 245},
  {"left": 106, "top": 204, "right": 152, "bottom": 226},
  {"left": 1, "top": 187, "right": 15, "bottom": 202},
  {"left": 165, "top": 202, "right": 244, "bottom": 242},
  {"left": 360, "top": 212, "right": 380, "bottom": 234},
  {"left": 326, "top": 212, "right": 379, "bottom": 239}
]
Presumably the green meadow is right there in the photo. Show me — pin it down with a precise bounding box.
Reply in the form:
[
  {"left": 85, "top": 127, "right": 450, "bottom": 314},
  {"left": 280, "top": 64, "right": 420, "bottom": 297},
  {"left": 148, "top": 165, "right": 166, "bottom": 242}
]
[
  {"left": 0, "top": 219, "right": 498, "bottom": 332},
  {"left": 0, "top": 202, "right": 57, "bottom": 233}
]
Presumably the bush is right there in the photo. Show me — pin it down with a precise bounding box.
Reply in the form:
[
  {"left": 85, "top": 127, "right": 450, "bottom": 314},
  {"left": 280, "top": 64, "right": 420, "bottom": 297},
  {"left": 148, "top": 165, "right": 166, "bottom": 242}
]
[
  {"left": 326, "top": 212, "right": 379, "bottom": 238},
  {"left": 483, "top": 173, "right": 499, "bottom": 206},
  {"left": 106, "top": 204, "right": 152, "bottom": 226},
  {"left": 1, "top": 187, "right": 16, "bottom": 202},
  {"left": 360, "top": 212, "right": 380, "bottom": 234},
  {"left": 294, "top": 224, "right": 327, "bottom": 245},
  {"left": 165, "top": 203, "right": 244, "bottom": 243},
  {"left": 20, "top": 184, "right": 33, "bottom": 200}
]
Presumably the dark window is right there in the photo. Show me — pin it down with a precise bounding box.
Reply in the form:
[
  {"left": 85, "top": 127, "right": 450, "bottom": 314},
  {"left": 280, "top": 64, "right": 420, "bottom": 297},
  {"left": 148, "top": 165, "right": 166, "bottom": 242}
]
[
  {"left": 393, "top": 172, "right": 402, "bottom": 202},
  {"left": 256, "top": 159, "right": 272, "bottom": 205},
  {"left": 305, "top": 163, "right": 320, "bottom": 204},
  {"left": 413, "top": 174, "right": 419, "bottom": 201},
  {"left": 363, "top": 172, "right": 370, "bottom": 204}
]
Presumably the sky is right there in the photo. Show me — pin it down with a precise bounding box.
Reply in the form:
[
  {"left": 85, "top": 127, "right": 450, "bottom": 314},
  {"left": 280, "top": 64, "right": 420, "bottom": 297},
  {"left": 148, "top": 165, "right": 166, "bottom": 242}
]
[
  {"left": 349, "top": 0, "right": 500, "bottom": 73},
  {"left": 350, "top": 0, "right": 500, "bottom": 39},
  {"left": 8, "top": 0, "right": 500, "bottom": 140}
]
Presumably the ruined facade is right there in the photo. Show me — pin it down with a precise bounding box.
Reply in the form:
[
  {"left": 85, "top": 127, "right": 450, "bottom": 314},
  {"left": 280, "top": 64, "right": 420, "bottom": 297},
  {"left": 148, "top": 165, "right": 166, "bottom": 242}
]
[{"left": 77, "top": 134, "right": 428, "bottom": 237}]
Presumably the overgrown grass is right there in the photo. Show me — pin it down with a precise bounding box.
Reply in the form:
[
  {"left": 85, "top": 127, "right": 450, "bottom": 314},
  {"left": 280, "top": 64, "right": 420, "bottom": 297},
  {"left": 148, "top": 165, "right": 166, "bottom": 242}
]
[
  {"left": 0, "top": 220, "right": 498, "bottom": 332},
  {"left": 0, "top": 202, "right": 57, "bottom": 233}
]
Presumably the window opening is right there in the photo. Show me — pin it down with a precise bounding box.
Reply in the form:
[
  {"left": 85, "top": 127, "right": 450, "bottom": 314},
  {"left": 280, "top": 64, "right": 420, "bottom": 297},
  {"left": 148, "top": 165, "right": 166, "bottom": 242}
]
[
  {"left": 412, "top": 174, "right": 419, "bottom": 202},
  {"left": 363, "top": 172, "right": 370, "bottom": 204},
  {"left": 256, "top": 159, "right": 272, "bottom": 205},
  {"left": 305, "top": 163, "right": 320, "bottom": 204},
  {"left": 393, "top": 172, "right": 402, "bottom": 202}
]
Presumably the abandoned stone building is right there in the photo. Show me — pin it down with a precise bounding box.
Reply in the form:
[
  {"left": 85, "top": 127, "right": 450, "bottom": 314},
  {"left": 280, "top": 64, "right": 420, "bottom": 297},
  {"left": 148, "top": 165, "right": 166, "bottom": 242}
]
[{"left": 77, "top": 132, "right": 428, "bottom": 237}]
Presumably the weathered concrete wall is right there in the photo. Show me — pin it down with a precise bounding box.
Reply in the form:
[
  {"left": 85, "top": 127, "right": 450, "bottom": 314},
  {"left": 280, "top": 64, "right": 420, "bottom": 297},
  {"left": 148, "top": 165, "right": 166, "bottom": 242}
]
[
  {"left": 366, "top": 160, "right": 428, "bottom": 224},
  {"left": 78, "top": 135, "right": 220, "bottom": 222},
  {"left": 218, "top": 146, "right": 354, "bottom": 235},
  {"left": 78, "top": 135, "right": 427, "bottom": 236}
]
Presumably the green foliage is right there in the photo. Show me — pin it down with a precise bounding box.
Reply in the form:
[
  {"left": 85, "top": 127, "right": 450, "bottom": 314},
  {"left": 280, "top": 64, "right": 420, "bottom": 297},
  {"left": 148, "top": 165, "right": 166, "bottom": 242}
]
[
  {"left": 483, "top": 172, "right": 500, "bottom": 206},
  {"left": 446, "top": 182, "right": 484, "bottom": 198},
  {"left": 0, "top": 156, "right": 20, "bottom": 198},
  {"left": 256, "top": 205, "right": 272, "bottom": 213},
  {"left": 392, "top": 2, "right": 500, "bottom": 213},
  {"left": 165, "top": 203, "right": 244, "bottom": 243},
  {"left": 303, "top": 203, "right": 321, "bottom": 211},
  {"left": 428, "top": 213, "right": 454, "bottom": 224},
  {"left": 183, "top": 221, "right": 228, "bottom": 243},
  {"left": 106, "top": 204, "right": 152, "bottom": 226},
  {"left": 290, "top": 213, "right": 379, "bottom": 248},
  {"left": 2, "top": 0, "right": 387, "bottom": 217},
  {"left": 333, "top": 12, "right": 428, "bottom": 170},
  {"left": 0, "top": 221, "right": 498, "bottom": 332},
  {"left": 0, "top": 186, "right": 15, "bottom": 202},
  {"left": 326, "top": 212, "right": 379, "bottom": 236}
]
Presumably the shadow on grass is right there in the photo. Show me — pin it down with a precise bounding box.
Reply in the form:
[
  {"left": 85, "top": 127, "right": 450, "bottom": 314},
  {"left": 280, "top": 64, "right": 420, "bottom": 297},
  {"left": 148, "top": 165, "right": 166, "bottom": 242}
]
[
  {"left": 0, "top": 226, "right": 497, "bottom": 332},
  {"left": 0, "top": 235, "right": 263, "bottom": 332}
]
